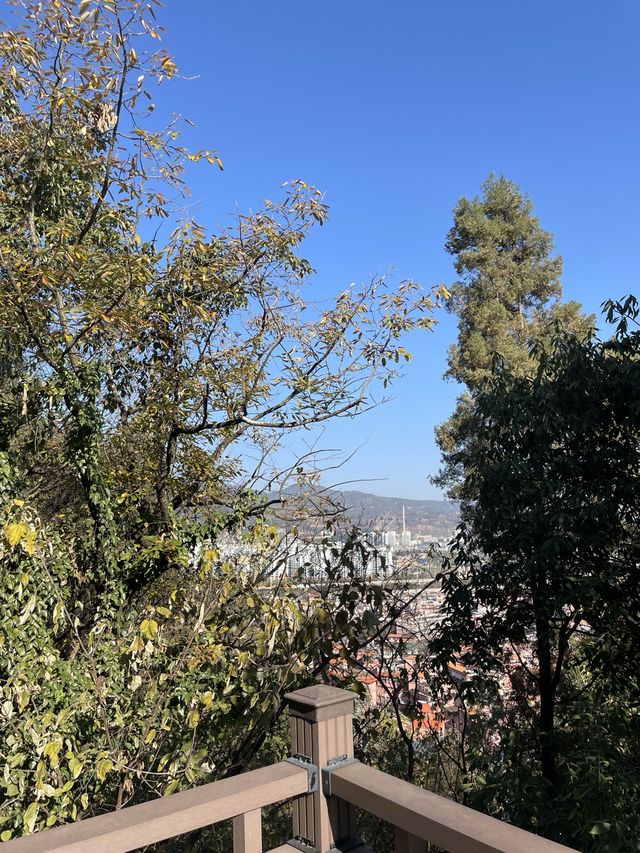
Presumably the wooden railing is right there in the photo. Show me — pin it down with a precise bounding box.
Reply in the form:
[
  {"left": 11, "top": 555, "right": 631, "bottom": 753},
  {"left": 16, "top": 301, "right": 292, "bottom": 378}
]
[{"left": 4, "top": 685, "right": 579, "bottom": 853}]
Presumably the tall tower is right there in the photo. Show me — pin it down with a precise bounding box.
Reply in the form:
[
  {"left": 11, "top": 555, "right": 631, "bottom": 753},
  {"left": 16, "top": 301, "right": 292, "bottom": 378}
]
[{"left": 400, "top": 504, "right": 411, "bottom": 548}]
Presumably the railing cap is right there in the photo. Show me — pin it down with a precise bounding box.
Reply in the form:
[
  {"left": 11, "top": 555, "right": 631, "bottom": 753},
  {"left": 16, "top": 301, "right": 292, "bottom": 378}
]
[{"left": 285, "top": 685, "right": 356, "bottom": 722}]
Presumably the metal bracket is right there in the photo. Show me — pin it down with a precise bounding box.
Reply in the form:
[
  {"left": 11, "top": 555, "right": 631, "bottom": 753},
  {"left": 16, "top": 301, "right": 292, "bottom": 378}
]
[
  {"left": 287, "top": 836, "right": 318, "bottom": 853},
  {"left": 321, "top": 754, "right": 360, "bottom": 797},
  {"left": 287, "top": 753, "right": 319, "bottom": 793}
]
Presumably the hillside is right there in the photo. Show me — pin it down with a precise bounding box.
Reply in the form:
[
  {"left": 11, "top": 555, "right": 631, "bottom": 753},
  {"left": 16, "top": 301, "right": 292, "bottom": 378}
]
[
  {"left": 333, "top": 490, "right": 460, "bottom": 538},
  {"left": 268, "top": 488, "right": 459, "bottom": 539}
]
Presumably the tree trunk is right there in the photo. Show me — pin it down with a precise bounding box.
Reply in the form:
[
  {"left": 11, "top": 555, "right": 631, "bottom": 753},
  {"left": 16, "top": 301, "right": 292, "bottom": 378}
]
[{"left": 535, "top": 610, "right": 558, "bottom": 793}]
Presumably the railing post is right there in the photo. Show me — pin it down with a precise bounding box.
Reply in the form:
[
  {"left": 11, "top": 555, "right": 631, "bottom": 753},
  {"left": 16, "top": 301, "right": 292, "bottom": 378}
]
[
  {"left": 285, "top": 685, "right": 360, "bottom": 853},
  {"left": 395, "top": 827, "right": 426, "bottom": 853},
  {"left": 233, "top": 809, "right": 262, "bottom": 853}
]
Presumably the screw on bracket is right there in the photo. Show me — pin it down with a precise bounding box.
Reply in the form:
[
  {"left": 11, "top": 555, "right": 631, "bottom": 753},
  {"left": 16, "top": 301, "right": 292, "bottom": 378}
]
[{"left": 287, "top": 753, "right": 319, "bottom": 793}]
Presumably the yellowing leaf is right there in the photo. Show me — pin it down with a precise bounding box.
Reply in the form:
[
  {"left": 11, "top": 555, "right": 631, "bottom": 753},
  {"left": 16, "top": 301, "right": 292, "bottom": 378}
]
[
  {"left": 23, "top": 530, "right": 37, "bottom": 555},
  {"left": 19, "top": 595, "right": 37, "bottom": 625},
  {"left": 186, "top": 710, "right": 199, "bottom": 729},
  {"left": 139, "top": 618, "right": 158, "bottom": 640},
  {"left": 68, "top": 756, "right": 83, "bottom": 778},
  {"left": 5, "top": 522, "right": 28, "bottom": 547},
  {"left": 53, "top": 601, "right": 65, "bottom": 631},
  {"left": 159, "top": 55, "right": 177, "bottom": 78},
  {"left": 129, "top": 635, "right": 144, "bottom": 653},
  {"left": 43, "top": 737, "right": 63, "bottom": 768},
  {"left": 96, "top": 757, "right": 113, "bottom": 781},
  {"left": 22, "top": 802, "right": 39, "bottom": 834}
]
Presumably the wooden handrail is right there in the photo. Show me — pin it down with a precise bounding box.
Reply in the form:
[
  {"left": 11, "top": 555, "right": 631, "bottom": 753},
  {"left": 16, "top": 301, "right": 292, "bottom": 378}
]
[
  {"left": 2, "top": 688, "right": 586, "bottom": 853},
  {"left": 329, "top": 761, "right": 579, "bottom": 853},
  {"left": 5, "top": 762, "right": 308, "bottom": 853}
]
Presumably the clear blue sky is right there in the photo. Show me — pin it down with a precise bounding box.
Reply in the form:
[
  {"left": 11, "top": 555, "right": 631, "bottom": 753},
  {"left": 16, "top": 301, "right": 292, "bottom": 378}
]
[{"left": 155, "top": 0, "right": 639, "bottom": 499}]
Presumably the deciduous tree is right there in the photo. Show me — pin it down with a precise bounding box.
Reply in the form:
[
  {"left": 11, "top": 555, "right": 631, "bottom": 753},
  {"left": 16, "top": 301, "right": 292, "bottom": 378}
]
[{"left": 0, "top": 0, "right": 442, "bottom": 840}]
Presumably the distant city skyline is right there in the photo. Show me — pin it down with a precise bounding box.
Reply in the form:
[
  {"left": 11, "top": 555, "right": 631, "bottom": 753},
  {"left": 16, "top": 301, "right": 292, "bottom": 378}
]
[{"left": 157, "top": 0, "right": 640, "bottom": 499}]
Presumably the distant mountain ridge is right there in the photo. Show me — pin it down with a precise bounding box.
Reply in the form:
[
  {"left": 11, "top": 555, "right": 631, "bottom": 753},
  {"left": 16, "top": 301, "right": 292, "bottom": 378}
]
[
  {"left": 328, "top": 489, "right": 459, "bottom": 538},
  {"left": 267, "top": 487, "right": 460, "bottom": 539}
]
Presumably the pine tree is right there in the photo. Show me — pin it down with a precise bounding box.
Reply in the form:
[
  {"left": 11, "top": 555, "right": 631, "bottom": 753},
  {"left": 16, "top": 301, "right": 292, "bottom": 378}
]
[{"left": 434, "top": 174, "right": 592, "bottom": 499}]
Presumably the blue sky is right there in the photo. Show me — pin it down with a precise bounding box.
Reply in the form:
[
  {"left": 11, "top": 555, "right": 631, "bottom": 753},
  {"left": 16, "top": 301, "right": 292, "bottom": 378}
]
[{"left": 154, "top": 0, "right": 640, "bottom": 499}]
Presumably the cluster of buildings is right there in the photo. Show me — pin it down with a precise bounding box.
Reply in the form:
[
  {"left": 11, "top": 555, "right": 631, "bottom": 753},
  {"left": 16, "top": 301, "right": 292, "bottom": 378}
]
[
  {"left": 280, "top": 506, "right": 450, "bottom": 582},
  {"left": 202, "top": 509, "right": 446, "bottom": 586},
  {"left": 323, "top": 592, "right": 469, "bottom": 741},
  {"left": 283, "top": 537, "right": 392, "bottom": 580},
  {"left": 317, "top": 582, "right": 541, "bottom": 747},
  {"left": 211, "top": 519, "right": 539, "bottom": 748},
  {"left": 338, "top": 620, "right": 543, "bottom": 746}
]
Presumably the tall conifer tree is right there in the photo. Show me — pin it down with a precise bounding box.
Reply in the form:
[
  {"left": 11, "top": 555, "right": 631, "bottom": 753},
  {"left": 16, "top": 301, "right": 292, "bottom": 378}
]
[{"left": 434, "top": 175, "right": 592, "bottom": 499}]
